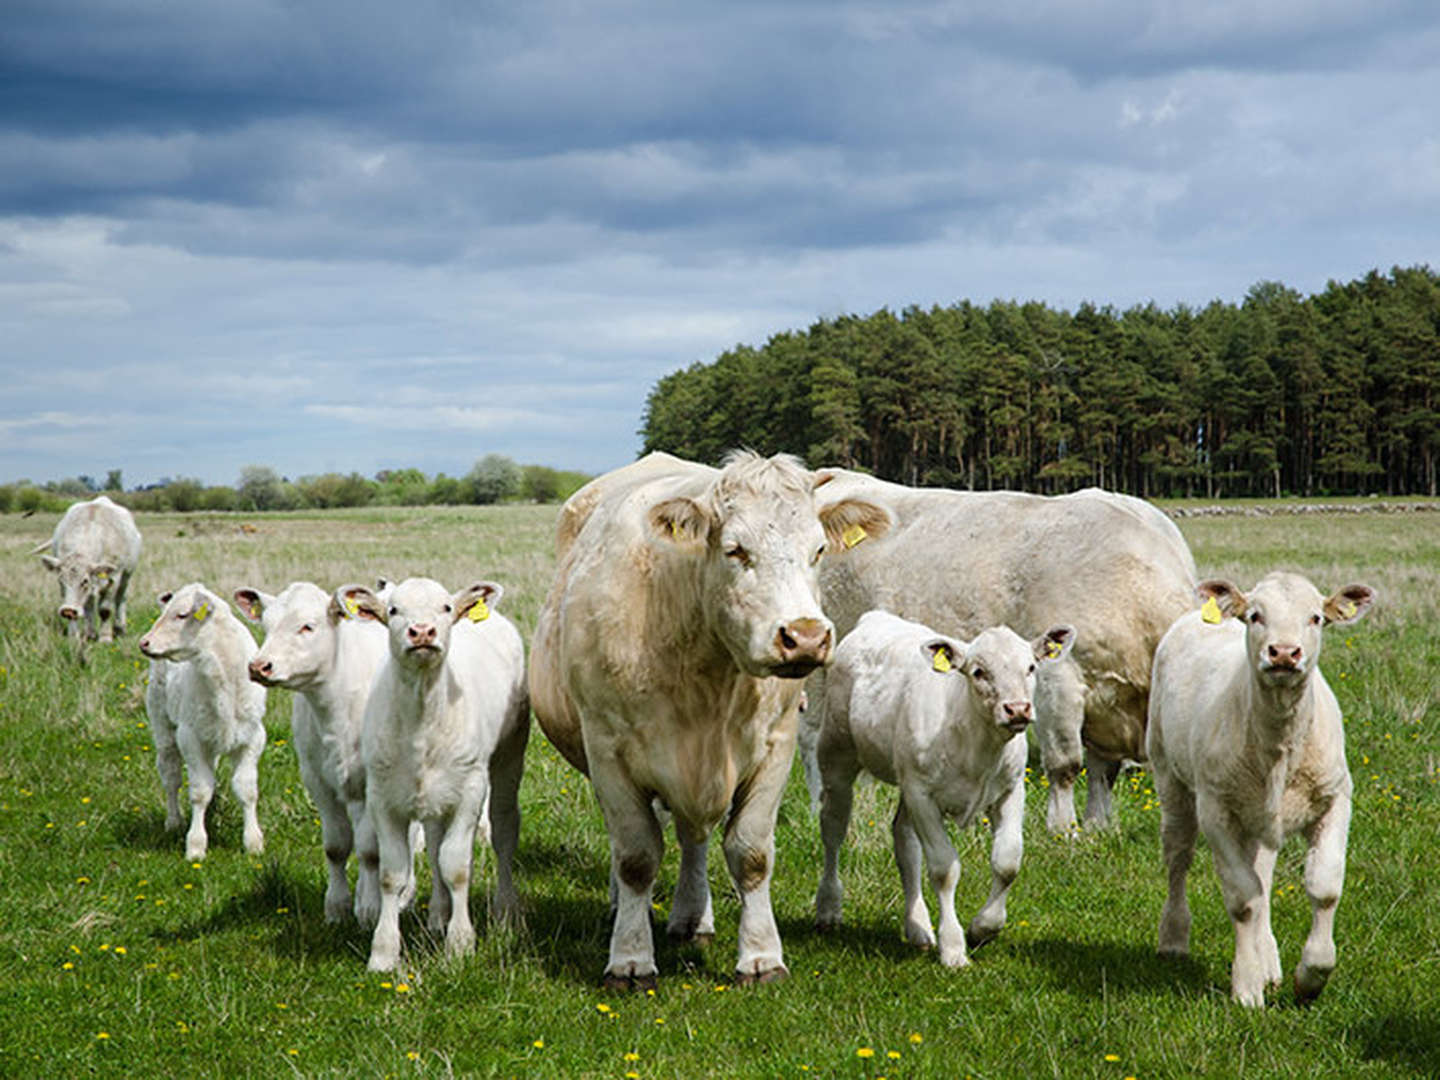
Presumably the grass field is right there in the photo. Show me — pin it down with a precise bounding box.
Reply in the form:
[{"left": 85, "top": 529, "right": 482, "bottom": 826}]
[{"left": 2, "top": 502, "right": 1438, "bottom": 1078}]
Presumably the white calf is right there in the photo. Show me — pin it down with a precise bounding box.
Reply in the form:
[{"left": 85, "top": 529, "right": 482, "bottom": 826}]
[
  {"left": 236, "top": 581, "right": 391, "bottom": 923},
  {"left": 139, "top": 584, "right": 267, "bottom": 861},
  {"left": 342, "top": 577, "right": 529, "bottom": 971},
  {"left": 1147, "top": 572, "right": 1375, "bottom": 1006},
  {"left": 815, "top": 610, "right": 1075, "bottom": 967}
]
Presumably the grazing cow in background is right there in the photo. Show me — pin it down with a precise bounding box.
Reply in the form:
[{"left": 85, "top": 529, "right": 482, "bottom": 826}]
[
  {"left": 529, "top": 450, "right": 893, "bottom": 989},
  {"left": 815, "top": 611, "right": 1075, "bottom": 967},
  {"left": 1147, "top": 573, "right": 1375, "bottom": 1006},
  {"left": 341, "top": 577, "right": 529, "bottom": 972},
  {"left": 139, "top": 584, "right": 267, "bottom": 861},
  {"left": 34, "top": 494, "right": 143, "bottom": 646},
  {"left": 805, "top": 474, "right": 1197, "bottom": 832},
  {"left": 236, "top": 581, "right": 393, "bottom": 923}
]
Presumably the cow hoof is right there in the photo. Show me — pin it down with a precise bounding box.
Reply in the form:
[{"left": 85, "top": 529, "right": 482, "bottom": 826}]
[
  {"left": 667, "top": 928, "right": 714, "bottom": 947},
  {"left": 814, "top": 918, "right": 841, "bottom": 934},
  {"left": 734, "top": 964, "right": 788, "bottom": 987},
  {"left": 602, "top": 971, "right": 658, "bottom": 993}
]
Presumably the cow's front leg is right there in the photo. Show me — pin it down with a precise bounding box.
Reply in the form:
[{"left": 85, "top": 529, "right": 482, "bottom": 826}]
[
  {"left": 1033, "top": 660, "right": 1085, "bottom": 832},
  {"left": 724, "top": 728, "right": 796, "bottom": 986},
  {"left": 667, "top": 826, "right": 714, "bottom": 945},
  {"left": 112, "top": 571, "right": 132, "bottom": 637},
  {"left": 892, "top": 800, "right": 934, "bottom": 949},
  {"left": 1204, "top": 811, "right": 1268, "bottom": 1007},
  {"left": 178, "top": 729, "right": 215, "bottom": 861},
  {"left": 902, "top": 787, "right": 966, "bottom": 967},
  {"left": 592, "top": 769, "right": 663, "bottom": 991},
  {"left": 1296, "top": 794, "right": 1350, "bottom": 1002},
  {"left": 1253, "top": 842, "right": 1281, "bottom": 989},
  {"left": 435, "top": 797, "right": 483, "bottom": 959},
  {"left": 229, "top": 730, "right": 265, "bottom": 856},
  {"left": 969, "top": 778, "right": 1025, "bottom": 948},
  {"left": 367, "top": 803, "right": 413, "bottom": 972}
]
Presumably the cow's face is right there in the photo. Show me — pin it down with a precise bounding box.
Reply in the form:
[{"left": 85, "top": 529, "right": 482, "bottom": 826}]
[
  {"left": 138, "top": 585, "right": 217, "bottom": 661},
  {"left": 237, "top": 582, "right": 340, "bottom": 688},
  {"left": 1199, "top": 573, "right": 1374, "bottom": 688},
  {"left": 923, "top": 624, "right": 1075, "bottom": 735},
  {"left": 40, "top": 553, "right": 116, "bottom": 622},
  {"left": 337, "top": 577, "right": 500, "bottom": 675},
  {"left": 649, "top": 454, "right": 891, "bottom": 679}
]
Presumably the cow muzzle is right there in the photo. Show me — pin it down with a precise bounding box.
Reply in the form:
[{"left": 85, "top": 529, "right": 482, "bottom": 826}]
[
  {"left": 1001, "top": 701, "right": 1033, "bottom": 734},
  {"left": 248, "top": 657, "right": 278, "bottom": 685},
  {"left": 59, "top": 606, "right": 81, "bottom": 621},
  {"left": 770, "top": 618, "right": 832, "bottom": 677}
]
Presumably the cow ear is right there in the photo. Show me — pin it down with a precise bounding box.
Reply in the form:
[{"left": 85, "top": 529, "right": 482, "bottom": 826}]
[
  {"left": 156, "top": 591, "right": 174, "bottom": 607},
  {"left": 820, "top": 498, "right": 893, "bottom": 555},
  {"left": 812, "top": 469, "right": 837, "bottom": 490},
  {"left": 40, "top": 554, "right": 60, "bottom": 572},
  {"left": 335, "top": 584, "right": 386, "bottom": 624},
  {"left": 920, "top": 637, "right": 963, "bottom": 674},
  {"left": 452, "top": 581, "right": 502, "bottom": 625},
  {"left": 1034, "top": 624, "right": 1076, "bottom": 663},
  {"left": 1197, "top": 580, "right": 1246, "bottom": 622},
  {"left": 649, "top": 497, "right": 711, "bottom": 550},
  {"left": 233, "top": 588, "right": 270, "bottom": 623},
  {"left": 1324, "top": 584, "right": 1375, "bottom": 625},
  {"left": 93, "top": 562, "right": 118, "bottom": 577}
]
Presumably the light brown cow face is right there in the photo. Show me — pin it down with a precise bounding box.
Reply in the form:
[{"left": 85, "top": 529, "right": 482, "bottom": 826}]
[{"left": 138, "top": 585, "right": 216, "bottom": 661}]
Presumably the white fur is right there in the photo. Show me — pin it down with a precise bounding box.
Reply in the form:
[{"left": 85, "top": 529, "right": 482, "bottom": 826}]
[
  {"left": 1147, "top": 571, "right": 1374, "bottom": 1006},
  {"left": 139, "top": 584, "right": 267, "bottom": 861},
  {"left": 37, "top": 494, "right": 143, "bottom": 645},
  {"left": 815, "top": 611, "right": 1074, "bottom": 967}
]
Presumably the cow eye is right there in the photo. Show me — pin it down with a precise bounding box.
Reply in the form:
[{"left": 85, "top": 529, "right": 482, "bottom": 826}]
[
  {"left": 1249, "top": 611, "right": 1264, "bottom": 625},
  {"left": 971, "top": 667, "right": 987, "bottom": 680},
  {"left": 299, "top": 624, "right": 314, "bottom": 634},
  {"left": 725, "top": 544, "right": 751, "bottom": 566},
  {"left": 811, "top": 544, "right": 825, "bottom": 566},
  {"left": 388, "top": 606, "right": 398, "bottom": 616},
  {"left": 443, "top": 604, "right": 452, "bottom": 614},
  {"left": 1309, "top": 613, "right": 1322, "bottom": 626},
  {"left": 1027, "top": 663, "right": 1036, "bottom": 675}
]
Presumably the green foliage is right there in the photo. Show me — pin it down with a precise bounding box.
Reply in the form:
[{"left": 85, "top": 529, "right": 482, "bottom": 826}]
[
  {"left": 466, "top": 453, "right": 522, "bottom": 505},
  {"left": 640, "top": 264, "right": 1440, "bottom": 497}
]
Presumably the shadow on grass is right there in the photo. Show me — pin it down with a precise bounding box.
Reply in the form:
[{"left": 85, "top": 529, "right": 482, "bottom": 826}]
[
  {"left": 1009, "top": 935, "right": 1210, "bottom": 998},
  {"left": 1347, "top": 1012, "right": 1440, "bottom": 1075}
]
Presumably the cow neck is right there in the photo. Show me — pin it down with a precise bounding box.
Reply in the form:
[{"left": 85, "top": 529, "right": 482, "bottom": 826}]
[
  {"left": 389, "top": 655, "right": 454, "bottom": 730},
  {"left": 1243, "top": 669, "right": 1318, "bottom": 765},
  {"left": 187, "top": 621, "right": 241, "bottom": 720}
]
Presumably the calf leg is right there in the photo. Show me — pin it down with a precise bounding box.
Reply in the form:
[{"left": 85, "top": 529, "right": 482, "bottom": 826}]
[
  {"left": 1296, "top": 794, "right": 1350, "bottom": 1002},
  {"left": 1155, "top": 773, "right": 1197, "bottom": 956},
  {"left": 367, "top": 804, "right": 413, "bottom": 972},
  {"left": 112, "top": 571, "right": 132, "bottom": 637},
  {"left": 152, "top": 710, "right": 185, "bottom": 832},
  {"left": 1034, "top": 660, "right": 1085, "bottom": 832},
  {"left": 424, "top": 819, "right": 451, "bottom": 934},
  {"left": 307, "top": 777, "right": 354, "bottom": 923},
  {"left": 229, "top": 730, "right": 265, "bottom": 856},
  {"left": 1204, "top": 815, "right": 1269, "bottom": 1007},
  {"left": 667, "top": 828, "right": 715, "bottom": 945},
  {"left": 901, "top": 788, "right": 966, "bottom": 967},
  {"left": 436, "top": 801, "right": 483, "bottom": 959},
  {"left": 969, "top": 779, "right": 1025, "bottom": 948},
  {"left": 814, "top": 722, "right": 860, "bottom": 931},
  {"left": 892, "top": 801, "right": 935, "bottom": 950},
  {"left": 1253, "top": 843, "right": 1281, "bottom": 989},
  {"left": 1081, "top": 750, "right": 1123, "bottom": 828},
  {"left": 352, "top": 799, "right": 382, "bottom": 927},
  {"left": 177, "top": 728, "right": 215, "bottom": 861}
]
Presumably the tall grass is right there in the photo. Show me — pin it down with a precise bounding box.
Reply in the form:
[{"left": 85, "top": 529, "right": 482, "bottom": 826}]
[{"left": 1, "top": 503, "right": 1437, "bottom": 1077}]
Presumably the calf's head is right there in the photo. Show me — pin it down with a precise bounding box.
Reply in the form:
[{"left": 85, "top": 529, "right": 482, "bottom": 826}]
[
  {"left": 1198, "top": 572, "right": 1375, "bottom": 687},
  {"left": 40, "top": 553, "right": 117, "bottom": 622},
  {"left": 336, "top": 577, "right": 501, "bottom": 673},
  {"left": 923, "top": 624, "right": 1076, "bottom": 735},
  {"left": 235, "top": 582, "right": 343, "bottom": 688},
  {"left": 647, "top": 452, "right": 891, "bottom": 679},
  {"left": 138, "top": 584, "right": 223, "bottom": 661}
]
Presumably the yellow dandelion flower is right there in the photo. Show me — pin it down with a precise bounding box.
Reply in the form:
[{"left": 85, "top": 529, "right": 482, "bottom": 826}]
[
  {"left": 96, "top": 1033, "right": 110, "bottom": 1040},
  {"left": 888, "top": 1050, "right": 902, "bottom": 1059},
  {"left": 114, "top": 947, "right": 127, "bottom": 956},
  {"left": 596, "top": 1003, "right": 611, "bottom": 1013},
  {"left": 654, "top": 1018, "right": 665, "bottom": 1025},
  {"left": 380, "top": 982, "right": 393, "bottom": 990},
  {"left": 288, "top": 1049, "right": 299, "bottom": 1056},
  {"left": 1104, "top": 1053, "right": 1120, "bottom": 1062},
  {"left": 624, "top": 1051, "right": 640, "bottom": 1061},
  {"left": 909, "top": 1033, "right": 923, "bottom": 1044},
  {"left": 407, "top": 1051, "right": 419, "bottom": 1061},
  {"left": 857, "top": 1048, "right": 875, "bottom": 1059},
  {"left": 533, "top": 1039, "right": 545, "bottom": 1049},
  {"left": 626, "top": 1074, "right": 639, "bottom": 1080},
  {"left": 395, "top": 983, "right": 410, "bottom": 994},
  {"left": 63, "top": 962, "right": 74, "bottom": 971}
]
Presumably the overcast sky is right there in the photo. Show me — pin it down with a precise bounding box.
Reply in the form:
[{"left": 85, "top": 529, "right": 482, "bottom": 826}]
[{"left": 4, "top": 1, "right": 1438, "bottom": 487}]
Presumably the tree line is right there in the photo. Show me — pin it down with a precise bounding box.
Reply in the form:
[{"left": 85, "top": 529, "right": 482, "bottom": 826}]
[
  {"left": 0, "top": 455, "right": 593, "bottom": 515},
  {"left": 640, "top": 265, "right": 1440, "bottom": 498}
]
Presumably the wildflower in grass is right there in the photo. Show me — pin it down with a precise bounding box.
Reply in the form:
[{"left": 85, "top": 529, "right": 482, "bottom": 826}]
[
  {"left": 1104, "top": 1053, "right": 1120, "bottom": 1062},
  {"left": 96, "top": 1033, "right": 110, "bottom": 1040},
  {"left": 288, "top": 1049, "right": 299, "bottom": 1057},
  {"left": 276, "top": 906, "right": 289, "bottom": 914},
  {"left": 888, "top": 1050, "right": 902, "bottom": 1059},
  {"left": 81, "top": 796, "right": 91, "bottom": 804},
  {"left": 380, "top": 982, "right": 393, "bottom": 990},
  {"left": 624, "top": 1052, "right": 639, "bottom": 1061},
  {"left": 626, "top": 1073, "right": 639, "bottom": 1079},
  {"left": 114, "top": 947, "right": 127, "bottom": 956},
  {"left": 407, "top": 1051, "right": 419, "bottom": 1060},
  {"left": 654, "top": 1018, "right": 665, "bottom": 1025},
  {"left": 908, "top": 1033, "right": 923, "bottom": 1045},
  {"left": 70, "top": 945, "right": 81, "bottom": 954},
  {"left": 77, "top": 876, "right": 90, "bottom": 884},
  {"left": 62, "top": 962, "right": 74, "bottom": 971},
  {"left": 533, "top": 1039, "right": 545, "bottom": 1049},
  {"left": 857, "top": 1047, "right": 875, "bottom": 1059},
  {"left": 395, "top": 983, "right": 410, "bottom": 994},
  {"left": 596, "top": 1003, "right": 612, "bottom": 1014}
]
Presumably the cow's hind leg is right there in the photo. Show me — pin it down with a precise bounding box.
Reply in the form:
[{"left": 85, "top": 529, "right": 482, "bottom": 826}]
[
  {"left": 667, "top": 827, "right": 715, "bottom": 945},
  {"left": 1033, "top": 660, "right": 1085, "bottom": 832},
  {"left": 593, "top": 768, "right": 663, "bottom": 991}
]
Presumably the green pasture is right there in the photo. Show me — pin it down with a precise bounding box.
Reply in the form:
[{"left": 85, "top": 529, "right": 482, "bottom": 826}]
[{"left": 1, "top": 503, "right": 1437, "bottom": 1077}]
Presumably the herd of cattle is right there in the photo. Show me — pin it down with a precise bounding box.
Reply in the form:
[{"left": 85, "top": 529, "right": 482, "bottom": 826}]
[{"left": 31, "top": 453, "right": 1376, "bottom": 1008}]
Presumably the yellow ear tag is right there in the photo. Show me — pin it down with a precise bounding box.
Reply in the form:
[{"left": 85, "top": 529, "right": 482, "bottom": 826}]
[
  {"left": 1200, "top": 596, "right": 1222, "bottom": 624},
  {"left": 932, "top": 647, "right": 951, "bottom": 673},
  {"left": 468, "top": 599, "right": 490, "bottom": 623},
  {"left": 1338, "top": 600, "right": 1357, "bottom": 619},
  {"left": 345, "top": 596, "right": 359, "bottom": 618},
  {"left": 193, "top": 602, "right": 209, "bottom": 623},
  {"left": 842, "top": 523, "right": 868, "bottom": 549},
  {"left": 249, "top": 602, "right": 261, "bottom": 619},
  {"left": 97, "top": 572, "right": 109, "bottom": 582},
  {"left": 1046, "top": 640, "right": 1062, "bottom": 660}
]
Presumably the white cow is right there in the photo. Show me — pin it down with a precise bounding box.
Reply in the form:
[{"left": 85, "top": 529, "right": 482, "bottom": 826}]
[
  {"left": 809, "top": 474, "right": 1197, "bottom": 832},
  {"left": 139, "top": 584, "right": 268, "bottom": 861},
  {"left": 235, "top": 581, "right": 392, "bottom": 923},
  {"left": 529, "top": 450, "right": 892, "bottom": 989},
  {"left": 815, "top": 610, "right": 1075, "bottom": 967},
  {"left": 342, "top": 577, "right": 529, "bottom": 972},
  {"left": 35, "top": 495, "right": 142, "bottom": 645},
  {"left": 1147, "top": 572, "right": 1375, "bottom": 1006}
]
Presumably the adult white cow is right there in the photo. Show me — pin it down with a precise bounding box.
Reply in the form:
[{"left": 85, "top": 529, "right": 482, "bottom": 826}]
[
  {"left": 1147, "top": 572, "right": 1374, "bottom": 1006},
  {"left": 806, "top": 475, "right": 1197, "bottom": 832},
  {"left": 815, "top": 611, "right": 1075, "bottom": 968},
  {"left": 34, "top": 494, "right": 142, "bottom": 645},
  {"left": 529, "top": 450, "right": 892, "bottom": 989},
  {"left": 235, "top": 581, "right": 392, "bottom": 924}
]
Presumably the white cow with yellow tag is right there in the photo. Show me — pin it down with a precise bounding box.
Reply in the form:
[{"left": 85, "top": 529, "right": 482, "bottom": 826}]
[
  {"left": 807, "top": 472, "right": 1197, "bottom": 833},
  {"left": 814, "top": 610, "right": 1075, "bottom": 967},
  {"left": 34, "top": 494, "right": 142, "bottom": 647},
  {"left": 138, "top": 583, "right": 267, "bottom": 861},
  {"left": 337, "top": 577, "right": 529, "bottom": 972}
]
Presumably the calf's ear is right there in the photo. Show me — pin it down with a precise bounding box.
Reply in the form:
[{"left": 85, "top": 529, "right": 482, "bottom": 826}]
[
  {"left": 1034, "top": 624, "right": 1076, "bottom": 663},
  {"left": 40, "top": 555, "right": 60, "bottom": 572},
  {"left": 920, "top": 636, "right": 965, "bottom": 674},
  {"left": 649, "top": 496, "right": 711, "bottom": 550},
  {"left": 1197, "top": 580, "right": 1246, "bottom": 621},
  {"left": 819, "top": 499, "right": 893, "bottom": 555},
  {"left": 452, "top": 581, "right": 503, "bottom": 624},
  {"left": 335, "top": 584, "right": 387, "bottom": 624},
  {"left": 1324, "top": 584, "right": 1376, "bottom": 625},
  {"left": 233, "top": 588, "right": 271, "bottom": 623}
]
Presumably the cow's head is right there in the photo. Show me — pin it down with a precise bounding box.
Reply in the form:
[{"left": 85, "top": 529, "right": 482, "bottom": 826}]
[
  {"left": 923, "top": 624, "right": 1075, "bottom": 735},
  {"left": 336, "top": 577, "right": 501, "bottom": 673},
  {"left": 138, "top": 584, "right": 223, "bottom": 661},
  {"left": 1197, "top": 573, "right": 1374, "bottom": 687},
  {"left": 236, "top": 582, "right": 344, "bottom": 688},
  {"left": 39, "top": 552, "right": 117, "bottom": 622},
  {"left": 648, "top": 451, "right": 892, "bottom": 679}
]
